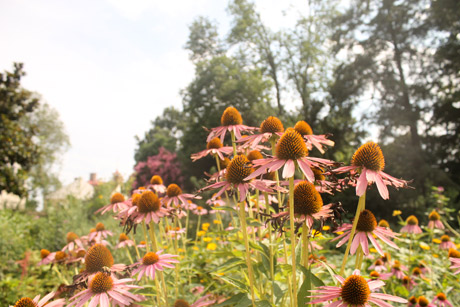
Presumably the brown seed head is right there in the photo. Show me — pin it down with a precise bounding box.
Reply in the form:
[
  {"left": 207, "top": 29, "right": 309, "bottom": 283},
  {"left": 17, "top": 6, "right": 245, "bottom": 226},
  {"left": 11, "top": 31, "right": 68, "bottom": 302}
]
[
  {"left": 226, "top": 155, "right": 254, "bottom": 184},
  {"left": 138, "top": 191, "right": 161, "bottom": 213},
  {"left": 90, "top": 272, "right": 114, "bottom": 294},
  {"left": 276, "top": 128, "right": 308, "bottom": 160},
  {"left": 219, "top": 157, "right": 230, "bottom": 169},
  {"left": 260, "top": 116, "right": 284, "bottom": 134},
  {"left": 412, "top": 267, "right": 421, "bottom": 276},
  {"left": 418, "top": 296, "right": 429, "bottom": 307},
  {"left": 150, "top": 175, "right": 163, "bottom": 185},
  {"left": 378, "top": 219, "right": 390, "bottom": 228},
  {"left": 293, "top": 181, "right": 323, "bottom": 215},
  {"left": 406, "top": 215, "right": 419, "bottom": 226},
  {"left": 351, "top": 142, "right": 385, "bottom": 172},
  {"left": 408, "top": 296, "right": 418, "bottom": 304},
  {"left": 13, "top": 297, "right": 37, "bottom": 307},
  {"left": 167, "top": 184, "right": 182, "bottom": 197},
  {"left": 340, "top": 275, "right": 370, "bottom": 305},
  {"left": 356, "top": 210, "right": 377, "bottom": 232},
  {"left": 207, "top": 137, "right": 223, "bottom": 149},
  {"left": 174, "top": 299, "right": 191, "bottom": 307},
  {"left": 247, "top": 150, "right": 263, "bottom": 162},
  {"left": 436, "top": 293, "right": 447, "bottom": 301},
  {"left": 55, "top": 251, "right": 67, "bottom": 262},
  {"left": 66, "top": 232, "right": 79, "bottom": 243},
  {"left": 77, "top": 250, "right": 86, "bottom": 258},
  {"left": 110, "top": 192, "right": 125, "bottom": 204},
  {"left": 95, "top": 222, "right": 105, "bottom": 231},
  {"left": 370, "top": 271, "right": 380, "bottom": 279},
  {"left": 441, "top": 235, "right": 451, "bottom": 242},
  {"left": 142, "top": 252, "right": 160, "bottom": 265},
  {"left": 393, "top": 260, "right": 401, "bottom": 270},
  {"left": 382, "top": 253, "right": 391, "bottom": 263},
  {"left": 119, "top": 233, "right": 129, "bottom": 242},
  {"left": 294, "top": 121, "right": 313, "bottom": 135},
  {"left": 221, "top": 106, "right": 243, "bottom": 126},
  {"left": 448, "top": 248, "right": 460, "bottom": 258},
  {"left": 374, "top": 259, "right": 383, "bottom": 266},
  {"left": 40, "top": 249, "right": 50, "bottom": 259},
  {"left": 85, "top": 244, "right": 114, "bottom": 273},
  {"left": 429, "top": 210, "right": 440, "bottom": 221},
  {"left": 402, "top": 276, "right": 411, "bottom": 285}
]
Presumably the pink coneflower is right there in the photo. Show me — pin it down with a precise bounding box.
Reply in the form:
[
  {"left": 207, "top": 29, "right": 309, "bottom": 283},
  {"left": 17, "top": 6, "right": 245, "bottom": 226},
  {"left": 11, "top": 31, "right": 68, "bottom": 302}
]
[
  {"left": 428, "top": 210, "right": 444, "bottom": 229},
  {"left": 10, "top": 292, "right": 65, "bottom": 307},
  {"left": 206, "top": 106, "right": 257, "bottom": 142},
  {"left": 449, "top": 257, "right": 460, "bottom": 274},
  {"left": 115, "top": 233, "right": 135, "bottom": 249},
  {"left": 95, "top": 192, "right": 129, "bottom": 215},
  {"left": 131, "top": 250, "right": 179, "bottom": 281},
  {"left": 401, "top": 215, "right": 423, "bottom": 234},
  {"left": 68, "top": 272, "right": 144, "bottom": 307},
  {"left": 200, "top": 154, "right": 280, "bottom": 202},
  {"left": 246, "top": 128, "right": 336, "bottom": 182},
  {"left": 173, "top": 294, "right": 216, "bottom": 307},
  {"left": 368, "top": 259, "right": 387, "bottom": 273},
  {"left": 137, "top": 240, "right": 147, "bottom": 249},
  {"left": 122, "top": 190, "right": 169, "bottom": 224},
  {"left": 67, "top": 249, "right": 86, "bottom": 264},
  {"left": 148, "top": 175, "right": 167, "bottom": 194},
  {"left": 52, "top": 251, "right": 68, "bottom": 265},
  {"left": 308, "top": 269, "right": 407, "bottom": 306},
  {"left": 432, "top": 293, "right": 453, "bottom": 307},
  {"left": 402, "top": 275, "right": 417, "bottom": 290},
  {"left": 333, "top": 141, "right": 409, "bottom": 200},
  {"left": 331, "top": 209, "right": 399, "bottom": 256},
  {"left": 191, "top": 137, "right": 233, "bottom": 162},
  {"left": 415, "top": 296, "right": 436, "bottom": 307},
  {"left": 193, "top": 206, "right": 208, "bottom": 216},
  {"left": 62, "top": 232, "right": 84, "bottom": 252},
  {"left": 294, "top": 120, "right": 334, "bottom": 154},
  {"left": 440, "top": 235, "right": 456, "bottom": 250},
  {"left": 163, "top": 183, "right": 201, "bottom": 208},
  {"left": 88, "top": 223, "right": 114, "bottom": 242},
  {"left": 387, "top": 260, "right": 408, "bottom": 280},
  {"left": 38, "top": 249, "right": 55, "bottom": 266},
  {"left": 236, "top": 116, "right": 284, "bottom": 148}
]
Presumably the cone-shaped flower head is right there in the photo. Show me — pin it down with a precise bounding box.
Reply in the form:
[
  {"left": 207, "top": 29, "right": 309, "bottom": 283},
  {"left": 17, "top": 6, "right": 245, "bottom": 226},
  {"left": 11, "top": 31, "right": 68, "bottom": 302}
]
[
  {"left": 90, "top": 272, "right": 114, "bottom": 293},
  {"left": 110, "top": 192, "right": 125, "bottom": 204},
  {"left": 142, "top": 252, "right": 160, "bottom": 265},
  {"left": 340, "top": 275, "right": 371, "bottom": 305},
  {"left": 54, "top": 251, "right": 67, "bottom": 262},
  {"left": 378, "top": 219, "right": 390, "bottom": 228},
  {"left": 85, "top": 244, "right": 114, "bottom": 273},
  {"left": 356, "top": 210, "right": 378, "bottom": 233},
  {"left": 167, "top": 184, "right": 182, "bottom": 198},
  {"left": 66, "top": 232, "right": 79, "bottom": 243},
  {"left": 351, "top": 142, "right": 385, "bottom": 172},
  {"left": 132, "top": 193, "right": 141, "bottom": 207},
  {"left": 429, "top": 210, "right": 441, "bottom": 221},
  {"left": 221, "top": 107, "right": 242, "bottom": 126},
  {"left": 417, "top": 296, "right": 430, "bottom": 307},
  {"left": 294, "top": 120, "right": 313, "bottom": 135},
  {"left": 119, "top": 233, "right": 129, "bottom": 242},
  {"left": 150, "top": 175, "right": 163, "bottom": 185},
  {"left": 40, "top": 249, "right": 50, "bottom": 259},
  {"left": 207, "top": 137, "right": 223, "bottom": 149},
  {"left": 95, "top": 222, "right": 105, "bottom": 231},
  {"left": 226, "top": 155, "right": 254, "bottom": 184},
  {"left": 260, "top": 116, "right": 284, "bottom": 133},
  {"left": 247, "top": 150, "right": 263, "bottom": 162},
  {"left": 174, "top": 299, "right": 190, "bottom": 307},
  {"left": 293, "top": 181, "right": 323, "bottom": 216},
  {"left": 449, "top": 248, "right": 460, "bottom": 258},
  {"left": 137, "top": 191, "right": 161, "bottom": 213},
  {"left": 407, "top": 215, "right": 419, "bottom": 225},
  {"left": 276, "top": 128, "right": 308, "bottom": 160}
]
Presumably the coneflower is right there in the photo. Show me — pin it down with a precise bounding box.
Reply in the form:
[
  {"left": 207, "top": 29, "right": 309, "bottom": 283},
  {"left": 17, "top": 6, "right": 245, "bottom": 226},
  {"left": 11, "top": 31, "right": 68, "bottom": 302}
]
[
  {"left": 62, "top": 232, "right": 84, "bottom": 252},
  {"left": 206, "top": 106, "right": 257, "bottom": 143},
  {"left": 130, "top": 250, "right": 179, "bottom": 281},
  {"left": 236, "top": 116, "right": 285, "bottom": 148},
  {"left": 401, "top": 215, "right": 422, "bottom": 234},
  {"left": 191, "top": 137, "right": 233, "bottom": 162},
  {"left": 11, "top": 292, "right": 65, "bottom": 307},
  {"left": 294, "top": 120, "right": 334, "bottom": 154},
  {"left": 428, "top": 210, "right": 444, "bottom": 229},
  {"left": 149, "top": 175, "right": 167, "bottom": 194},
  {"left": 163, "top": 183, "right": 201, "bottom": 207},
  {"left": 95, "top": 192, "right": 129, "bottom": 215}
]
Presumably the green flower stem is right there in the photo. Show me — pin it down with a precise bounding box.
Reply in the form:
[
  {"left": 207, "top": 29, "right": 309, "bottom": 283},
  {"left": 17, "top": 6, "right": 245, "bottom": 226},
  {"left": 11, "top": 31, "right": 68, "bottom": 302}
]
[
  {"left": 239, "top": 200, "right": 257, "bottom": 307},
  {"left": 354, "top": 248, "right": 363, "bottom": 270},
  {"left": 131, "top": 237, "right": 141, "bottom": 259},
  {"left": 270, "top": 139, "right": 283, "bottom": 206},
  {"left": 442, "top": 217, "right": 460, "bottom": 238},
  {"left": 230, "top": 130, "right": 237, "bottom": 156},
  {"left": 149, "top": 221, "right": 169, "bottom": 305},
  {"left": 339, "top": 191, "right": 366, "bottom": 275},
  {"left": 264, "top": 192, "right": 275, "bottom": 305},
  {"left": 195, "top": 215, "right": 202, "bottom": 242},
  {"left": 215, "top": 153, "right": 233, "bottom": 229},
  {"left": 302, "top": 223, "right": 309, "bottom": 267},
  {"left": 142, "top": 221, "right": 150, "bottom": 253},
  {"left": 125, "top": 248, "right": 134, "bottom": 265},
  {"left": 288, "top": 176, "right": 298, "bottom": 307},
  {"left": 282, "top": 232, "right": 294, "bottom": 304}
]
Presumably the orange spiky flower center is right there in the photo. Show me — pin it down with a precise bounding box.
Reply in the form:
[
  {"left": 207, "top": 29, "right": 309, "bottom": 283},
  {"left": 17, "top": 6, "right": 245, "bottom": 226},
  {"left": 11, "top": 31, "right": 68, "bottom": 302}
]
[
  {"left": 221, "top": 106, "right": 243, "bottom": 126},
  {"left": 312, "top": 167, "right": 325, "bottom": 181},
  {"left": 393, "top": 260, "right": 401, "bottom": 270},
  {"left": 95, "top": 222, "right": 105, "bottom": 231},
  {"left": 167, "top": 184, "right": 182, "bottom": 197},
  {"left": 174, "top": 299, "right": 191, "bottom": 307},
  {"left": 370, "top": 271, "right": 380, "bottom": 278},
  {"left": 85, "top": 244, "right": 114, "bottom": 273},
  {"left": 293, "top": 181, "right": 323, "bottom": 215},
  {"left": 226, "top": 155, "right": 254, "bottom": 184},
  {"left": 378, "top": 219, "right": 389, "bottom": 228},
  {"left": 207, "top": 137, "right": 223, "bottom": 149},
  {"left": 418, "top": 296, "right": 429, "bottom": 307},
  {"left": 40, "top": 249, "right": 50, "bottom": 259},
  {"left": 448, "top": 248, "right": 460, "bottom": 258},
  {"left": 340, "top": 275, "right": 370, "bottom": 305},
  {"left": 406, "top": 215, "right": 419, "bottom": 225},
  {"left": 150, "top": 175, "right": 163, "bottom": 185},
  {"left": 276, "top": 128, "right": 307, "bottom": 160},
  {"left": 13, "top": 297, "right": 37, "bottom": 307},
  {"left": 66, "top": 232, "right": 79, "bottom": 243},
  {"left": 351, "top": 142, "right": 385, "bottom": 172},
  {"left": 142, "top": 252, "right": 160, "bottom": 265},
  {"left": 441, "top": 235, "right": 450, "bottom": 242},
  {"left": 140, "top": 241, "right": 146, "bottom": 245},
  {"left": 137, "top": 191, "right": 161, "bottom": 213},
  {"left": 77, "top": 250, "right": 86, "bottom": 258},
  {"left": 382, "top": 253, "right": 391, "bottom": 263},
  {"left": 408, "top": 296, "right": 418, "bottom": 304},
  {"left": 294, "top": 120, "right": 313, "bottom": 135},
  {"left": 55, "top": 251, "right": 67, "bottom": 262},
  {"left": 436, "top": 293, "right": 447, "bottom": 301},
  {"left": 119, "top": 233, "right": 129, "bottom": 242},
  {"left": 260, "top": 116, "right": 284, "bottom": 134},
  {"left": 219, "top": 157, "right": 230, "bottom": 169},
  {"left": 110, "top": 192, "right": 125, "bottom": 204},
  {"left": 247, "top": 150, "right": 263, "bottom": 162},
  {"left": 356, "top": 209, "right": 377, "bottom": 232},
  {"left": 429, "top": 210, "right": 440, "bottom": 221},
  {"left": 132, "top": 193, "right": 141, "bottom": 207},
  {"left": 412, "top": 267, "right": 421, "bottom": 276},
  {"left": 90, "top": 272, "right": 114, "bottom": 294},
  {"left": 375, "top": 259, "right": 383, "bottom": 266}
]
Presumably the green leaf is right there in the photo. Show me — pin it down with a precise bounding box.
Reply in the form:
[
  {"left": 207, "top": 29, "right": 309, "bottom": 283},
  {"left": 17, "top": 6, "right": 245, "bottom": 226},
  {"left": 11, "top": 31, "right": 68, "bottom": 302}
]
[
  {"left": 213, "top": 274, "right": 250, "bottom": 293},
  {"left": 214, "top": 293, "right": 248, "bottom": 306},
  {"left": 297, "top": 265, "right": 312, "bottom": 306}
]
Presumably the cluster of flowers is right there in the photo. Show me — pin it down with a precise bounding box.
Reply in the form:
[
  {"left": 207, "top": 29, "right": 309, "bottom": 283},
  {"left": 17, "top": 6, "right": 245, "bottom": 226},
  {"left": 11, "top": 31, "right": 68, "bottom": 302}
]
[{"left": 12, "top": 106, "right": 460, "bottom": 307}]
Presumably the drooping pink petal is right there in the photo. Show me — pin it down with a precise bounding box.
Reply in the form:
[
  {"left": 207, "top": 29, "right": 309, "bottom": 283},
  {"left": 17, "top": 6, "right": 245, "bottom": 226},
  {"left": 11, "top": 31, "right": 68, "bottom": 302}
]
[
  {"left": 282, "top": 160, "right": 296, "bottom": 178},
  {"left": 356, "top": 170, "right": 368, "bottom": 196}
]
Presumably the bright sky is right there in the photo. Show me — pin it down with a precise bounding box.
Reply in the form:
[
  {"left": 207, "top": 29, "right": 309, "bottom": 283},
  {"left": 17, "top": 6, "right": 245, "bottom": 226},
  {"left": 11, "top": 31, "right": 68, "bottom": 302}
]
[{"left": 0, "top": 0, "right": 306, "bottom": 186}]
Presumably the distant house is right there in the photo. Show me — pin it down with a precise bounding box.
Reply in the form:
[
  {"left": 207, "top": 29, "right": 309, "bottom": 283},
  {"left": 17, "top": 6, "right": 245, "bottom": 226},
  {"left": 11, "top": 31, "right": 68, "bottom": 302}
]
[
  {"left": 47, "top": 177, "right": 95, "bottom": 202},
  {"left": 0, "top": 190, "right": 26, "bottom": 210}
]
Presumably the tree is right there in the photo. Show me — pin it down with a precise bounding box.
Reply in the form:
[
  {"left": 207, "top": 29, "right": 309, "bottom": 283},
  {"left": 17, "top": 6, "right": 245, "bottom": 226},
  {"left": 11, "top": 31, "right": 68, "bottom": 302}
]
[{"left": 0, "top": 63, "right": 41, "bottom": 197}]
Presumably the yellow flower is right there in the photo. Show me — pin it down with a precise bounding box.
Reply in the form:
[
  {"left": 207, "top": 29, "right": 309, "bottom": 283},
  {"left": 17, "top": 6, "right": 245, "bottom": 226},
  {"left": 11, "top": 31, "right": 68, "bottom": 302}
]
[
  {"left": 433, "top": 254, "right": 439, "bottom": 258},
  {"left": 206, "top": 243, "right": 217, "bottom": 251},
  {"left": 420, "top": 242, "right": 430, "bottom": 250},
  {"left": 192, "top": 246, "right": 199, "bottom": 251},
  {"left": 433, "top": 238, "right": 441, "bottom": 244},
  {"left": 197, "top": 230, "right": 206, "bottom": 237},
  {"left": 163, "top": 245, "right": 168, "bottom": 249},
  {"left": 178, "top": 248, "right": 185, "bottom": 253},
  {"left": 311, "top": 230, "right": 322, "bottom": 237},
  {"left": 203, "top": 237, "right": 212, "bottom": 242},
  {"left": 213, "top": 219, "right": 222, "bottom": 225},
  {"left": 202, "top": 223, "right": 210, "bottom": 231},
  {"left": 369, "top": 248, "right": 378, "bottom": 254},
  {"left": 217, "top": 272, "right": 224, "bottom": 276},
  {"left": 336, "top": 231, "right": 344, "bottom": 235},
  {"left": 322, "top": 225, "right": 330, "bottom": 231},
  {"left": 98, "top": 195, "right": 103, "bottom": 199},
  {"left": 393, "top": 210, "right": 402, "bottom": 216}
]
